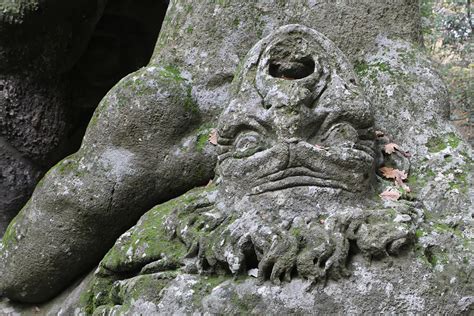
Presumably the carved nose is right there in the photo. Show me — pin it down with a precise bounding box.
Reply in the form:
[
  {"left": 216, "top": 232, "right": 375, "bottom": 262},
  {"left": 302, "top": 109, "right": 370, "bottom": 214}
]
[{"left": 285, "top": 138, "right": 301, "bottom": 168}]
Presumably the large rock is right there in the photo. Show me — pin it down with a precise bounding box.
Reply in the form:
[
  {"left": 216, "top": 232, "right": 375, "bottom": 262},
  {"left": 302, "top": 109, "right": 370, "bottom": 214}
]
[
  {"left": 0, "top": 66, "right": 216, "bottom": 303},
  {"left": 0, "top": 0, "right": 471, "bottom": 312},
  {"left": 0, "top": 0, "right": 107, "bottom": 234},
  {"left": 0, "top": 0, "right": 169, "bottom": 234},
  {"left": 62, "top": 25, "right": 469, "bottom": 314}
]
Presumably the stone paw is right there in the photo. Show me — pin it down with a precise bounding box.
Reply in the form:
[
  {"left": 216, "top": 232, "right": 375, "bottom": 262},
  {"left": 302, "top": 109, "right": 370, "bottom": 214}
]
[
  {"left": 355, "top": 216, "right": 415, "bottom": 258},
  {"left": 295, "top": 224, "right": 351, "bottom": 282},
  {"left": 257, "top": 230, "right": 299, "bottom": 285},
  {"left": 345, "top": 203, "right": 420, "bottom": 259}
]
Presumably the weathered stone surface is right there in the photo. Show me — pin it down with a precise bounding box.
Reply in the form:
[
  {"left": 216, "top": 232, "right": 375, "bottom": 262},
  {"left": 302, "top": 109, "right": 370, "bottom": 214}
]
[
  {"left": 63, "top": 24, "right": 470, "bottom": 315},
  {"left": 0, "top": 0, "right": 107, "bottom": 234},
  {"left": 0, "top": 0, "right": 472, "bottom": 313},
  {"left": 0, "top": 67, "right": 216, "bottom": 303},
  {"left": 30, "top": 25, "right": 466, "bottom": 315},
  {"left": 0, "top": 0, "right": 169, "bottom": 234},
  {"left": 0, "top": 138, "right": 42, "bottom": 231},
  {"left": 152, "top": 0, "right": 422, "bottom": 118}
]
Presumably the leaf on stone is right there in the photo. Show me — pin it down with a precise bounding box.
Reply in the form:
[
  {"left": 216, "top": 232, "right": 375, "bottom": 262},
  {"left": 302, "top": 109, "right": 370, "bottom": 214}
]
[
  {"left": 384, "top": 143, "right": 400, "bottom": 154},
  {"left": 380, "top": 167, "right": 410, "bottom": 193},
  {"left": 384, "top": 142, "right": 412, "bottom": 158},
  {"left": 379, "top": 167, "right": 407, "bottom": 181},
  {"left": 379, "top": 188, "right": 401, "bottom": 201},
  {"left": 208, "top": 129, "right": 218, "bottom": 145},
  {"left": 375, "top": 130, "right": 385, "bottom": 137}
]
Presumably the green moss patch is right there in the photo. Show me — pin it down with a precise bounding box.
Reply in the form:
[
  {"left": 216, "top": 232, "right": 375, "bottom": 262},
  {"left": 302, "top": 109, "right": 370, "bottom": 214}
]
[
  {"left": 354, "top": 61, "right": 394, "bottom": 79},
  {"left": 427, "top": 132, "right": 462, "bottom": 153}
]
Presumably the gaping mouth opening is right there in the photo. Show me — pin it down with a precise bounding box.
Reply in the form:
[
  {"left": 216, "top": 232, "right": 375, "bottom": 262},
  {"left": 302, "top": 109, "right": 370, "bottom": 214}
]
[
  {"left": 250, "top": 167, "right": 351, "bottom": 195},
  {"left": 269, "top": 56, "right": 315, "bottom": 80}
]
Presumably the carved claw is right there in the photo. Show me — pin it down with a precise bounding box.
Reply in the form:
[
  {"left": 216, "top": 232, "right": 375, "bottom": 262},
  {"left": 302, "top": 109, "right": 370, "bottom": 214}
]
[
  {"left": 296, "top": 226, "right": 334, "bottom": 281},
  {"left": 324, "top": 232, "right": 351, "bottom": 279},
  {"left": 355, "top": 221, "right": 413, "bottom": 258},
  {"left": 257, "top": 233, "right": 298, "bottom": 285}
]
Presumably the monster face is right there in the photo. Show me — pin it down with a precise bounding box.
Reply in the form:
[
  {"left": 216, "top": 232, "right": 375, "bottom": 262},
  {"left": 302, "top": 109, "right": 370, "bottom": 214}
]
[
  {"left": 88, "top": 26, "right": 421, "bottom": 296},
  {"left": 217, "top": 25, "right": 376, "bottom": 203}
]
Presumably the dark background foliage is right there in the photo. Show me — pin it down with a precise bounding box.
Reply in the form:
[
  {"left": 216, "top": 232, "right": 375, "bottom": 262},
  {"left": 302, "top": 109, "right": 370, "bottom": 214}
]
[{"left": 421, "top": 0, "right": 473, "bottom": 144}]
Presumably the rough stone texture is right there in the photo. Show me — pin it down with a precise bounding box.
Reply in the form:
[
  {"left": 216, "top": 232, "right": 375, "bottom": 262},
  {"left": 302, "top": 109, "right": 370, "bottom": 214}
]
[
  {"left": 0, "top": 65, "right": 216, "bottom": 303},
  {"left": 0, "top": 138, "right": 42, "bottom": 230},
  {"left": 8, "top": 25, "right": 467, "bottom": 315},
  {"left": 0, "top": 0, "right": 169, "bottom": 234},
  {"left": 152, "top": 0, "right": 422, "bottom": 120},
  {"left": 0, "top": 0, "right": 472, "bottom": 314},
  {"left": 0, "top": 0, "right": 107, "bottom": 234}
]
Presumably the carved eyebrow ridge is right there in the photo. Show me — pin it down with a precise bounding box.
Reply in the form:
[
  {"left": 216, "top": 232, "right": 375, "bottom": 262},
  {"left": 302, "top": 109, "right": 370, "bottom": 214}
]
[{"left": 218, "top": 114, "right": 272, "bottom": 142}]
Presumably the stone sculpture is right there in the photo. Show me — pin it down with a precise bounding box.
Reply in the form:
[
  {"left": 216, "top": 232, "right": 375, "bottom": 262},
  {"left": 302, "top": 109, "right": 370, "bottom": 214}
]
[
  {"left": 0, "top": 0, "right": 169, "bottom": 235},
  {"left": 98, "top": 25, "right": 420, "bottom": 288},
  {"left": 1, "top": 0, "right": 472, "bottom": 314},
  {"left": 0, "top": 25, "right": 422, "bottom": 305},
  {"left": 0, "top": 16, "right": 471, "bottom": 313}
]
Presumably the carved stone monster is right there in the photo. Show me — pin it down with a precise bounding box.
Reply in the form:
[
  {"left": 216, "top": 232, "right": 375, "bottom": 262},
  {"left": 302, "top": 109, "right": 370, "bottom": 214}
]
[{"left": 99, "top": 25, "right": 422, "bottom": 287}]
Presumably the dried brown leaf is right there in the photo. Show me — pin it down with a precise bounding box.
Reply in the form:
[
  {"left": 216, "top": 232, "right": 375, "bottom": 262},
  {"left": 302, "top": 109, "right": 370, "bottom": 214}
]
[
  {"left": 384, "top": 143, "right": 400, "bottom": 154},
  {"left": 208, "top": 129, "right": 218, "bottom": 145},
  {"left": 384, "top": 142, "right": 412, "bottom": 158},
  {"left": 379, "top": 167, "right": 407, "bottom": 180},
  {"left": 379, "top": 189, "right": 401, "bottom": 201},
  {"left": 380, "top": 167, "right": 410, "bottom": 194}
]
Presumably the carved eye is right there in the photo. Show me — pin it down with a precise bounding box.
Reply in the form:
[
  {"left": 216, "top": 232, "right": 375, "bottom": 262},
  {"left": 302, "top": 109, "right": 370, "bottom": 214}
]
[
  {"left": 233, "top": 131, "right": 266, "bottom": 158},
  {"left": 322, "top": 123, "right": 358, "bottom": 146}
]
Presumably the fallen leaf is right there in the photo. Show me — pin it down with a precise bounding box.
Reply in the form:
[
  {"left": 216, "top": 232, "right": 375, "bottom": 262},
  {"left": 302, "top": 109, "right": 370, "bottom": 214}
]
[
  {"left": 379, "top": 167, "right": 407, "bottom": 181},
  {"left": 380, "top": 167, "right": 410, "bottom": 194},
  {"left": 380, "top": 189, "right": 401, "bottom": 201},
  {"left": 384, "top": 142, "right": 412, "bottom": 158},
  {"left": 375, "top": 130, "right": 385, "bottom": 137},
  {"left": 384, "top": 143, "right": 400, "bottom": 154},
  {"left": 208, "top": 129, "right": 218, "bottom": 145}
]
